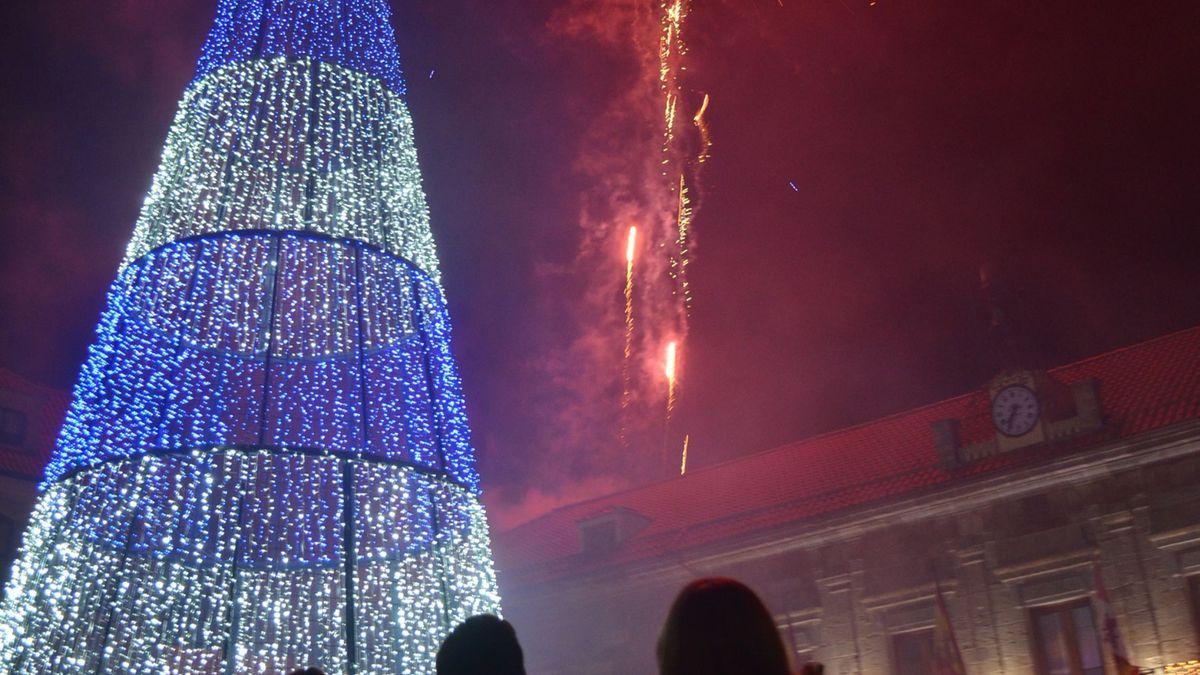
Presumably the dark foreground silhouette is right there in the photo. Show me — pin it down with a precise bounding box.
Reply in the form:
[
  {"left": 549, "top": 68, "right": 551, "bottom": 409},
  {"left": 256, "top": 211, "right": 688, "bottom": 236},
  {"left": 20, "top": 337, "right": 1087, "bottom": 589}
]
[
  {"left": 437, "top": 613, "right": 527, "bottom": 675},
  {"left": 657, "top": 577, "right": 794, "bottom": 675},
  {"left": 294, "top": 578, "right": 827, "bottom": 675}
]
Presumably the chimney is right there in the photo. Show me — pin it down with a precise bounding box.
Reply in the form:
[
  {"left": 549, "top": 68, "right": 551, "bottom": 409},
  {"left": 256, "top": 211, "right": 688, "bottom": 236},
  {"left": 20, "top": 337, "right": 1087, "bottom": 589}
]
[
  {"left": 1071, "top": 379, "right": 1103, "bottom": 429},
  {"left": 931, "top": 419, "right": 961, "bottom": 470}
]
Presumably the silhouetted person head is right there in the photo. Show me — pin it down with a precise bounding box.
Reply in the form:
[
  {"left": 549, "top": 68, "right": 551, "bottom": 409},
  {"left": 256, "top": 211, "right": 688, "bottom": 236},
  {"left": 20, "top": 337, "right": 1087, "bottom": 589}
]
[
  {"left": 436, "top": 614, "right": 526, "bottom": 675},
  {"left": 658, "top": 577, "right": 792, "bottom": 675},
  {"left": 287, "top": 669, "right": 326, "bottom": 675}
]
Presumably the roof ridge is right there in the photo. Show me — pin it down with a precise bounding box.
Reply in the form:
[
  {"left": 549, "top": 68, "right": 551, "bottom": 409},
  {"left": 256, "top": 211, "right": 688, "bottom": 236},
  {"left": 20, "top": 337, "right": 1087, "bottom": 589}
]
[
  {"left": 499, "top": 324, "right": 1200, "bottom": 536},
  {"left": 626, "top": 324, "right": 1200, "bottom": 487},
  {"left": 1048, "top": 324, "right": 1200, "bottom": 374},
  {"left": 500, "top": 486, "right": 647, "bottom": 537},
  {"left": 500, "top": 396, "right": 982, "bottom": 535}
]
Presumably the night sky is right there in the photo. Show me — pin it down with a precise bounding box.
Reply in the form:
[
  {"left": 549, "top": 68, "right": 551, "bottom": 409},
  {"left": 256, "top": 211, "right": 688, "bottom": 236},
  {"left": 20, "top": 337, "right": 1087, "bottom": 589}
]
[{"left": 2, "top": 0, "right": 1198, "bottom": 528}]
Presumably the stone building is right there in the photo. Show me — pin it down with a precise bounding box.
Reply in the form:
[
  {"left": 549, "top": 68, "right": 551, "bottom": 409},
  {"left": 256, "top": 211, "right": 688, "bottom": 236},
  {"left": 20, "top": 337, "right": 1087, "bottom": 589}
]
[
  {"left": 0, "top": 369, "right": 67, "bottom": 586},
  {"left": 495, "top": 327, "right": 1200, "bottom": 674}
]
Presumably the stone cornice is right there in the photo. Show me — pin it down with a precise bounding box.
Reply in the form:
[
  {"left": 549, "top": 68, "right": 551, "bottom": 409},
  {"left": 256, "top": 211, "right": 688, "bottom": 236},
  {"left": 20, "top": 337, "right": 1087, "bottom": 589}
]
[{"left": 503, "top": 420, "right": 1200, "bottom": 592}]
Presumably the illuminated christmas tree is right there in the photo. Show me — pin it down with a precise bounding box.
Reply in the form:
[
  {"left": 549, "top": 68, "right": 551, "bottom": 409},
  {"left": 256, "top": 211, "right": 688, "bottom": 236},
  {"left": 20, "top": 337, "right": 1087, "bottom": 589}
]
[{"left": 0, "top": 1, "right": 500, "bottom": 672}]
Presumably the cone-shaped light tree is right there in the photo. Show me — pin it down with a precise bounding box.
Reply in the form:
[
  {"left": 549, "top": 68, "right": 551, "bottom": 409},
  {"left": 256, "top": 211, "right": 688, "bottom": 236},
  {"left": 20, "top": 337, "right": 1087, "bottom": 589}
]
[{"left": 0, "top": 2, "right": 501, "bottom": 672}]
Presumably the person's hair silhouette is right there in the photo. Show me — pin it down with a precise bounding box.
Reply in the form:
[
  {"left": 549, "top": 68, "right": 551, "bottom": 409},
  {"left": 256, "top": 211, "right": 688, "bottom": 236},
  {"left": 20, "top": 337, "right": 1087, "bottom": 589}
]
[
  {"left": 436, "top": 614, "right": 526, "bottom": 675},
  {"left": 658, "top": 577, "right": 792, "bottom": 675}
]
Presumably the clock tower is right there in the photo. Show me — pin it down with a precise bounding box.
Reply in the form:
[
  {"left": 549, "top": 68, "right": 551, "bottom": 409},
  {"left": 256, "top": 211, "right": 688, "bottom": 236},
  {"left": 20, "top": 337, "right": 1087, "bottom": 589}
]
[
  {"left": 933, "top": 368, "right": 1105, "bottom": 470},
  {"left": 988, "top": 370, "right": 1048, "bottom": 451}
]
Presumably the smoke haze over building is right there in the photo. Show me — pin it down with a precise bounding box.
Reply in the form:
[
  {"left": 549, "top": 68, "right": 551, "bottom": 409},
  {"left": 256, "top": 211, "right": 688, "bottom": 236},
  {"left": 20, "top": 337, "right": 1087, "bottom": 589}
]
[{"left": 1, "top": 0, "right": 1199, "bottom": 529}]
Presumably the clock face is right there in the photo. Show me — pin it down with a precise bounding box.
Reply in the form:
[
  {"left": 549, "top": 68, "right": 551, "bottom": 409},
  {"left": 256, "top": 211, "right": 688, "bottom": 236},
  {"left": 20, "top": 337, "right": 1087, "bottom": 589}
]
[{"left": 991, "top": 385, "right": 1040, "bottom": 437}]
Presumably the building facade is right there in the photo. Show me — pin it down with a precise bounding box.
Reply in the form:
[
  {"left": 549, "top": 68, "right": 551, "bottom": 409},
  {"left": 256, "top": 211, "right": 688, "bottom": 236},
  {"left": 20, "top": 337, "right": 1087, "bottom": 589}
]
[
  {"left": 495, "top": 327, "right": 1200, "bottom": 674},
  {"left": 0, "top": 370, "right": 67, "bottom": 588}
]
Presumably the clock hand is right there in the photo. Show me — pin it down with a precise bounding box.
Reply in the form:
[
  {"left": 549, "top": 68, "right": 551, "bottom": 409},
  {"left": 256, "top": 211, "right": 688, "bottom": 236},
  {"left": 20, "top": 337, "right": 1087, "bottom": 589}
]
[{"left": 1006, "top": 404, "right": 1019, "bottom": 428}]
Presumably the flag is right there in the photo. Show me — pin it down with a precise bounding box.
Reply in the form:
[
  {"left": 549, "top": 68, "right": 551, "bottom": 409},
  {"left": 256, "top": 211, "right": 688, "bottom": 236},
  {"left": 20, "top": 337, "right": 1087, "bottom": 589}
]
[
  {"left": 1093, "top": 561, "right": 1141, "bottom": 675},
  {"left": 932, "top": 581, "right": 968, "bottom": 675}
]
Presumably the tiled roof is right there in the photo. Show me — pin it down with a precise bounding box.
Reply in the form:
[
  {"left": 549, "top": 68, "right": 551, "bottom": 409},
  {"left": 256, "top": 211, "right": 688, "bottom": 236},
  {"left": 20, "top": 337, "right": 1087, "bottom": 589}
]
[
  {"left": 0, "top": 370, "right": 69, "bottom": 480},
  {"left": 495, "top": 326, "right": 1200, "bottom": 584}
]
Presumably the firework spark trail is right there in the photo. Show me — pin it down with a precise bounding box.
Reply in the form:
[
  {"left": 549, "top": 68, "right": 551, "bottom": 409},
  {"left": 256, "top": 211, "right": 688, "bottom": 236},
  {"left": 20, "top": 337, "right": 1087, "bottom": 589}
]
[
  {"left": 620, "top": 225, "right": 638, "bottom": 443},
  {"left": 658, "top": 0, "right": 699, "bottom": 442},
  {"left": 659, "top": 1, "right": 685, "bottom": 103},
  {"left": 674, "top": 173, "right": 694, "bottom": 315},
  {"left": 680, "top": 433, "right": 690, "bottom": 475},
  {"left": 653, "top": 0, "right": 706, "bottom": 462},
  {"left": 664, "top": 339, "right": 678, "bottom": 420},
  {"left": 660, "top": 0, "right": 703, "bottom": 324},
  {"left": 693, "top": 92, "right": 712, "bottom": 164},
  {"left": 660, "top": 1, "right": 686, "bottom": 313},
  {"left": 663, "top": 94, "right": 678, "bottom": 158},
  {"left": 659, "top": 0, "right": 685, "bottom": 168},
  {"left": 672, "top": 89, "right": 710, "bottom": 322},
  {"left": 625, "top": 226, "right": 638, "bottom": 361}
]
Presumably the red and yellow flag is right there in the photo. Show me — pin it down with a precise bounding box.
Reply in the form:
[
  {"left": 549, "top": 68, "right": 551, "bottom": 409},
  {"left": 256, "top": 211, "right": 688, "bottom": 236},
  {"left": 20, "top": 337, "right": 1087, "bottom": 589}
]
[
  {"left": 932, "top": 582, "right": 967, "bottom": 675},
  {"left": 1093, "top": 562, "right": 1141, "bottom": 675}
]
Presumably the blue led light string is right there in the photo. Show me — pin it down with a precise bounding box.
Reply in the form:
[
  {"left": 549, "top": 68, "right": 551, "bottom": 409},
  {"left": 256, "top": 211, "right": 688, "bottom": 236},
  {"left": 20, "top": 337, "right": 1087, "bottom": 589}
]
[
  {"left": 43, "top": 234, "right": 480, "bottom": 489},
  {"left": 196, "top": 0, "right": 407, "bottom": 95},
  {"left": 407, "top": 268, "right": 455, "bottom": 632}
]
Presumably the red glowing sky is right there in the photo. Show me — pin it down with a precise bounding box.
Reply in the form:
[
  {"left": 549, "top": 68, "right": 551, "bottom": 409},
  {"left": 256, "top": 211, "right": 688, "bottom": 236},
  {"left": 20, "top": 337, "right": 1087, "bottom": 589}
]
[{"left": 1, "top": 1, "right": 1198, "bottom": 528}]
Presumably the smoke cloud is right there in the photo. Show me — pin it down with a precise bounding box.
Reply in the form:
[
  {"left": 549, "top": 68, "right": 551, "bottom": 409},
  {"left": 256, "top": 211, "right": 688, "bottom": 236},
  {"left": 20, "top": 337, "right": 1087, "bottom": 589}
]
[{"left": 482, "top": 0, "right": 705, "bottom": 528}]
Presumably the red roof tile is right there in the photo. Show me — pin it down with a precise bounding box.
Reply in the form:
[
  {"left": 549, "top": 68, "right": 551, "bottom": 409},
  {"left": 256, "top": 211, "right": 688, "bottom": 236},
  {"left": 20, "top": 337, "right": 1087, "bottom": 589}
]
[
  {"left": 496, "top": 326, "right": 1200, "bottom": 584},
  {"left": 0, "top": 370, "right": 70, "bottom": 480}
]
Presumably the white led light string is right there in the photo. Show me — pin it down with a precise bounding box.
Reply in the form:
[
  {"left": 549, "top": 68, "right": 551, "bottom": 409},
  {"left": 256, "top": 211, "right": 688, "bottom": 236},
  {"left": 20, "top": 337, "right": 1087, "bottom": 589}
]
[
  {"left": 0, "top": 452, "right": 498, "bottom": 672},
  {"left": 124, "top": 58, "right": 442, "bottom": 286}
]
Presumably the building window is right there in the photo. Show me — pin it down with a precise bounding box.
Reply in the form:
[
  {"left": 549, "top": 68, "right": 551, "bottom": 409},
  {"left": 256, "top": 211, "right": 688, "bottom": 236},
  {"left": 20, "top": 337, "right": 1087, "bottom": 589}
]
[
  {"left": 1030, "top": 600, "right": 1104, "bottom": 675},
  {"left": 0, "top": 407, "right": 27, "bottom": 447},
  {"left": 891, "top": 629, "right": 935, "bottom": 675},
  {"left": 580, "top": 519, "right": 618, "bottom": 556}
]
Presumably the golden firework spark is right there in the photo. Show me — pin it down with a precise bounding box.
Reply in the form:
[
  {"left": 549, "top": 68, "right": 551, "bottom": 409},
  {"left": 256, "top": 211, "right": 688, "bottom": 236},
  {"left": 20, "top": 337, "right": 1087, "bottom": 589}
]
[
  {"left": 658, "top": 0, "right": 689, "bottom": 164},
  {"left": 659, "top": 0, "right": 686, "bottom": 88},
  {"left": 620, "top": 226, "right": 638, "bottom": 442},
  {"left": 693, "top": 93, "right": 712, "bottom": 164},
  {"left": 674, "top": 174, "right": 694, "bottom": 315},
  {"left": 680, "top": 433, "right": 690, "bottom": 475},
  {"left": 658, "top": 0, "right": 701, "bottom": 321},
  {"left": 663, "top": 93, "right": 678, "bottom": 159},
  {"left": 664, "top": 340, "right": 677, "bottom": 380},
  {"left": 665, "top": 340, "right": 678, "bottom": 420}
]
